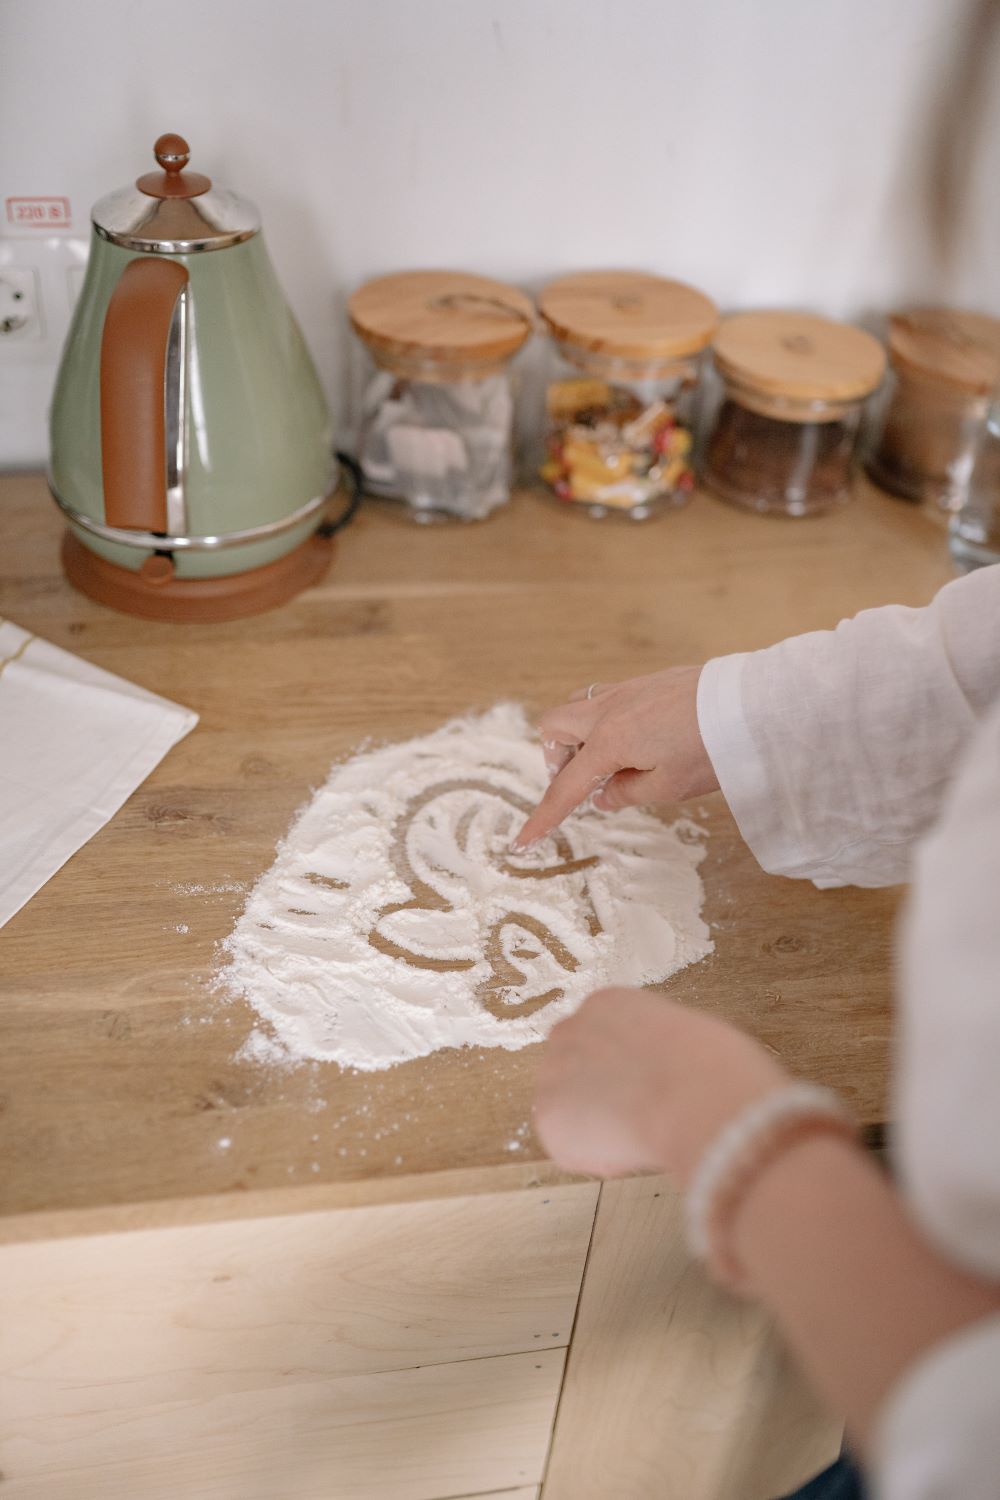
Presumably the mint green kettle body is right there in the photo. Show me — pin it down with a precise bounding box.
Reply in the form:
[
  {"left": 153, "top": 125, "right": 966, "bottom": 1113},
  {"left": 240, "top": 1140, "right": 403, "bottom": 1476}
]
[{"left": 50, "top": 134, "right": 337, "bottom": 619}]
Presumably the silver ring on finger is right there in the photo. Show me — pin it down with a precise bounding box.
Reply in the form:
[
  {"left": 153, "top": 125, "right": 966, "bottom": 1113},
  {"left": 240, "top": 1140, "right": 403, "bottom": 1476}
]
[{"left": 586, "top": 682, "right": 599, "bottom": 700}]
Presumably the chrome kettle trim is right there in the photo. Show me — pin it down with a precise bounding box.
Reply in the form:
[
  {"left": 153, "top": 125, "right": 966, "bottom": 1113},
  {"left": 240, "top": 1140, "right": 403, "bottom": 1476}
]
[
  {"left": 164, "top": 285, "right": 189, "bottom": 535},
  {"left": 49, "top": 482, "right": 335, "bottom": 551},
  {"left": 93, "top": 220, "right": 259, "bottom": 255},
  {"left": 91, "top": 184, "right": 261, "bottom": 255}
]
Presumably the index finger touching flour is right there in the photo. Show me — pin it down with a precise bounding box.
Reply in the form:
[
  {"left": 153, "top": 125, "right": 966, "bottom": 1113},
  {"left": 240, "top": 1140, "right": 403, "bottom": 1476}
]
[
  {"left": 513, "top": 740, "right": 617, "bottom": 849},
  {"left": 524, "top": 700, "right": 616, "bottom": 844}
]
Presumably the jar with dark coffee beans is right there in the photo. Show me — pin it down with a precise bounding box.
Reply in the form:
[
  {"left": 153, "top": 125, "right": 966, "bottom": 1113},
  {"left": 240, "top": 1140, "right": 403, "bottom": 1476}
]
[{"left": 703, "top": 312, "right": 885, "bottom": 517}]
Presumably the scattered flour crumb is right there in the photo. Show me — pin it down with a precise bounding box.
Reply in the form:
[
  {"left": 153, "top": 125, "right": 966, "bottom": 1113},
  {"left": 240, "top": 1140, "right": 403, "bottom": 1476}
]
[
  {"left": 236, "top": 1027, "right": 294, "bottom": 1068},
  {"left": 172, "top": 880, "right": 248, "bottom": 896},
  {"left": 175, "top": 923, "right": 190, "bottom": 935},
  {"left": 217, "top": 1137, "right": 232, "bottom": 1151}
]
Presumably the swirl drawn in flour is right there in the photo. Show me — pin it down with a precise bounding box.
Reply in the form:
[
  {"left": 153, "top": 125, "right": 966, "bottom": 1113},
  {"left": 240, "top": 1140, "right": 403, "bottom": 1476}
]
[{"left": 367, "top": 777, "right": 601, "bottom": 1019}]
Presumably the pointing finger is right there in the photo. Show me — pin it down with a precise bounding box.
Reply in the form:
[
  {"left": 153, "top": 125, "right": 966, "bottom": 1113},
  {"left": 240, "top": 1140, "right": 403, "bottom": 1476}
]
[{"left": 513, "top": 743, "right": 616, "bottom": 849}]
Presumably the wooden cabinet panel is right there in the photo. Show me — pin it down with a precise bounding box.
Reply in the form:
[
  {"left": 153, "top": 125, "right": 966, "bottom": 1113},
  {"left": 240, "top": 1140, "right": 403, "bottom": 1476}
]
[
  {"left": 1, "top": 1350, "right": 564, "bottom": 1500},
  {"left": 0, "top": 1185, "right": 596, "bottom": 1498},
  {"left": 0, "top": 1184, "right": 596, "bottom": 1386},
  {"left": 542, "top": 1177, "right": 841, "bottom": 1500},
  {"left": 447, "top": 1491, "right": 540, "bottom": 1499}
]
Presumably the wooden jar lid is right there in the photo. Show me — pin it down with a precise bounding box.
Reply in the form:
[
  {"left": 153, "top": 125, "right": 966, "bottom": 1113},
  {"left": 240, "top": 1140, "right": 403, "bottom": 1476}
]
[
  {"left": 538, "top": 270, "right": 719, "bottom": 362},
  {"left": 887, "top": 307, "right": 1000, "bottom": 394},
  {"left": 348, "top": 270, "right": 534, "bottom": 376},
  {"left": 712, "top": 312, "right": 886, "bottom": 406}
]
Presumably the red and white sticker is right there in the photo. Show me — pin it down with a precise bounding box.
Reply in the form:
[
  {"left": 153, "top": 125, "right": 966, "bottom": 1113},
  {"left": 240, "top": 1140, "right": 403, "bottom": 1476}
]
[{"left": 5, "top": 197, "right": 72, "bottom": 229}]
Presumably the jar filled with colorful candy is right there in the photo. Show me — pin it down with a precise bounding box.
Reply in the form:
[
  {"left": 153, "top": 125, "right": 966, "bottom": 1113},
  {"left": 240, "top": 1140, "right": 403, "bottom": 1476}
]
[{"left": 537, "top": 271, "right": 718, "bottom": 520}]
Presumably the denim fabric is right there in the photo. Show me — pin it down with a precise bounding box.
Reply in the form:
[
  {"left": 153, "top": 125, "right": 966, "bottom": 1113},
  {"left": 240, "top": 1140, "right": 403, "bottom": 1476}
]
[{"left": 776, "top": 1453, "right": 868, "bottom": 1500}]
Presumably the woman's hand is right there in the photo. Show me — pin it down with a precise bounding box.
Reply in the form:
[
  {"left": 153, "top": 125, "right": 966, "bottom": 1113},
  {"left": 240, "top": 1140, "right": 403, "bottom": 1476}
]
[
  {"left": 513, "top": 666, "right": 718, "bottom": 849},
  {"left": 533, "top": 987, "right": 788, "bottom": 1184}
]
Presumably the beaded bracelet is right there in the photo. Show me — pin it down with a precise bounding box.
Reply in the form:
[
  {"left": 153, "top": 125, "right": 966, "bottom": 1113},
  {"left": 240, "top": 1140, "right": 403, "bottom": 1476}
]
[{"left": 683, "top": 1082, "right": 858, "bottom": 1293}]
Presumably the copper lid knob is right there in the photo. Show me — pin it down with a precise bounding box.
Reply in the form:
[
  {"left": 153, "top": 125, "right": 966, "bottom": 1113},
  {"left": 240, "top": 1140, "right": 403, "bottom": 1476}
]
[
  {"left": 137, "top": 133, "right": 211, "bottom": 201},
  {"left": 153, "top": 134, "right": 191, "bottom": 173}
]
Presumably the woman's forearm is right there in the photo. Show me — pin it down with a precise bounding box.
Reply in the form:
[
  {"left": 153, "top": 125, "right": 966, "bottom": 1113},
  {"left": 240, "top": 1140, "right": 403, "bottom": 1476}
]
[{"left": 731, "top": 1135, "right": 1000, "bottom": 1451}]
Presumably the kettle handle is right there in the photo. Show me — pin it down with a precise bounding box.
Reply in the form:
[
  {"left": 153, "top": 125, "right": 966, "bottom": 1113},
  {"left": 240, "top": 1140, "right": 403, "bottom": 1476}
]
[{"left": 100, "top": 257, "right": 189, "bottom": 532}]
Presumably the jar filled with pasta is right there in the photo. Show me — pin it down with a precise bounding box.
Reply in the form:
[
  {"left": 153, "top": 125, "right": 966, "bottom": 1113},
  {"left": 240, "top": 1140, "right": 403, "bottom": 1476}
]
[{"left": 537, "top": 271, "right": 718, "bottom": 520}]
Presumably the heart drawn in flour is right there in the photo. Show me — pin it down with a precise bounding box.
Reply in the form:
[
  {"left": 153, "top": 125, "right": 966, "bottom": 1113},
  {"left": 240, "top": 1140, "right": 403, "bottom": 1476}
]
[{"left": 367, "top": 777, "right": 601, "bottom": 1019}]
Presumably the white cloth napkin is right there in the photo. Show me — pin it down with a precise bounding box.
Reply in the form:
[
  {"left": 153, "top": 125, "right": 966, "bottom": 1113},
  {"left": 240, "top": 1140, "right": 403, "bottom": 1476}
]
[{"left": 0, "top": 617, "right": 198, "bottom": 928}]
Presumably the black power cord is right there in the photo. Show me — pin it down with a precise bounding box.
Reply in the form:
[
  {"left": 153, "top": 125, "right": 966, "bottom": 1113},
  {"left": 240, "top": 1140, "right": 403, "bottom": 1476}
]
[{"left": 316, "top": 450, "right": 365, "bottom": 538}]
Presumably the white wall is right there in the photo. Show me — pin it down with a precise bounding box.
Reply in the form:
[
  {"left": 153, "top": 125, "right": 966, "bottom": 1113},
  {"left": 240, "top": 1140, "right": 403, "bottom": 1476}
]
[{"left": 2, "top": 0, "right": 1000, "bottom": 464}]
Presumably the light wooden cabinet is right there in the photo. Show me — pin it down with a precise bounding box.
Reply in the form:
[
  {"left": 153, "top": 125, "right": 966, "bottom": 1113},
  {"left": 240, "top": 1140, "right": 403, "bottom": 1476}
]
[
  {"left": 0, "top": 1185, "right": 594, "bottom": 1500},
  {"left": 0, "top": 1178, "right": 840, "bottom": 1500},
  {"left": 543, "top": 1177, "right": 842, "bottom": 1500}
]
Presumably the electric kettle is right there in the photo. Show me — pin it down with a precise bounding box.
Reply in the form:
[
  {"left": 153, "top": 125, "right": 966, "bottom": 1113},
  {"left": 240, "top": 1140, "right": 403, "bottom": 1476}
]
[{"left": 50, "top": 133, "right": 353, "bottom": 620}]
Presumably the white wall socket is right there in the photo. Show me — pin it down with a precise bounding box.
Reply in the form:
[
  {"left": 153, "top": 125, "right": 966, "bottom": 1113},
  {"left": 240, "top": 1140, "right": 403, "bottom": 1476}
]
[
  {"left": 0, "top": 235, "right": 90, "bottom": 469},
  {"left": 0, "top": 268, "right": 41, "bottom": 338}
]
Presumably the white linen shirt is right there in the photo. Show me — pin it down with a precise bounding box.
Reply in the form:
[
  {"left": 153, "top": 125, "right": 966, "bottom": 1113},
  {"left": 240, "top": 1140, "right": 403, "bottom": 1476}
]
[{"left": 696, "top": 562, "right": 1000, "bottom": 1500}]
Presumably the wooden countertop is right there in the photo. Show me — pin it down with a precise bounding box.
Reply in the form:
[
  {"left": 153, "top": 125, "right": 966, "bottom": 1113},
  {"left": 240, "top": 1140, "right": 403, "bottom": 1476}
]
[{"left": 0, "top": 473, "right": 952, "bottom": 1242}]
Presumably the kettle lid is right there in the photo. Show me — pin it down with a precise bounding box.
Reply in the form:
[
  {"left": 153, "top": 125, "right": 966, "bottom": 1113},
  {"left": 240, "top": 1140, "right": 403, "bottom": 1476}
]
[{"left": 92, "top": 134, "right": 260, "bottom": 253}]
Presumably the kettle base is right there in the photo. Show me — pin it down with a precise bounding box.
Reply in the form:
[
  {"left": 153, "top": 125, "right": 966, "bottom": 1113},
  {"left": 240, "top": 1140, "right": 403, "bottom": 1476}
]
[{"left": 62, "top": 532, "right": 334, "bottom": 622}]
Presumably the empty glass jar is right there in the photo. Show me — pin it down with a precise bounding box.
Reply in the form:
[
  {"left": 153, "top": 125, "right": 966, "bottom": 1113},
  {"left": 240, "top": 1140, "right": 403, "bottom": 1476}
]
[
  {"left": 866, "top": 307, "right": 1000, "bottom": 511},
  {"left": 703, "top": 312, "right": 885, "bottom": 517},
  {"left": 349, "top": 271, "right": 534, "bottom": 523},
  {"left": 950, "top": 394, "right": 1000, "bottom": 571},
  {"left": 537, "top": 271, "right": 718, "bottom": 520}
]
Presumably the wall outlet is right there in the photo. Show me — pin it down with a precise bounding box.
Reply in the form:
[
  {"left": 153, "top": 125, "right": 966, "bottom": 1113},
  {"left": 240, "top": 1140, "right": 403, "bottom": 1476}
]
[
  {"left": 0, "top": 267, "right": 41, "bottom": 338},
  {"left": 0, "top": 235, "right": 89, "bottom": 468}
]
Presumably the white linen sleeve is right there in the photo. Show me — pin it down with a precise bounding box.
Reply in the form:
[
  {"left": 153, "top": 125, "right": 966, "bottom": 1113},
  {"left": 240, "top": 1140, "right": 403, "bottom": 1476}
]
[
  {"left": 892, "top": 703, "right": 1000, "bottom": 1280},
  {"left": 696, "top": 565, "right": 1000, "bottom": 888},
  {"left": 873, "top": 709, "right": 1000, "bottom": 1498},
  {"left": 875, "top": 1315, "right": 1000, "bottom": 1500}
]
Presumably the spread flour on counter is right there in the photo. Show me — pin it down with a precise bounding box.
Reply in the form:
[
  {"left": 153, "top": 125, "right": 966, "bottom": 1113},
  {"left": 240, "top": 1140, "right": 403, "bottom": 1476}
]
[{"left": 220, "top": 704, "right": 712, "bottom": 1070}]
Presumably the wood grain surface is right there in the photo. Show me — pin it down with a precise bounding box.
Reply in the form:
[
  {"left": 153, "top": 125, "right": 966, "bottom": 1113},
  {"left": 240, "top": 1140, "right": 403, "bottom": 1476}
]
[
  {"left": 0, "top": 1184, "right": 594, "bottom": 1499},
  {"left": 542, "top": 1177, "right": 841, "bottom": 1499},
  {"left": 0, "top": 473, "right": 953, "bottom": 1238},
  {"left": 1, "top": 1346, "right": 565, "bottom": 1500}
]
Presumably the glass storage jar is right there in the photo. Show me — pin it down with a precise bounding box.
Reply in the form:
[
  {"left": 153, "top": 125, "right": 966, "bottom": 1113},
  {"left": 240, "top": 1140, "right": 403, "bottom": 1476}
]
[
  {"left": 349, "top": 271, "right": 534, "bottom": 523},
  {"left": 865, "top": 307, "right": 1000, "bottom": 511},
  {"left": 950, "top": 393, "right": 1000, "bottom": 571},
  {"left": 703, "top": 312, "right": 885, "bottom": 517},
  {"left": 537, "top": 270, "right": 718, "bottom": 520}
]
